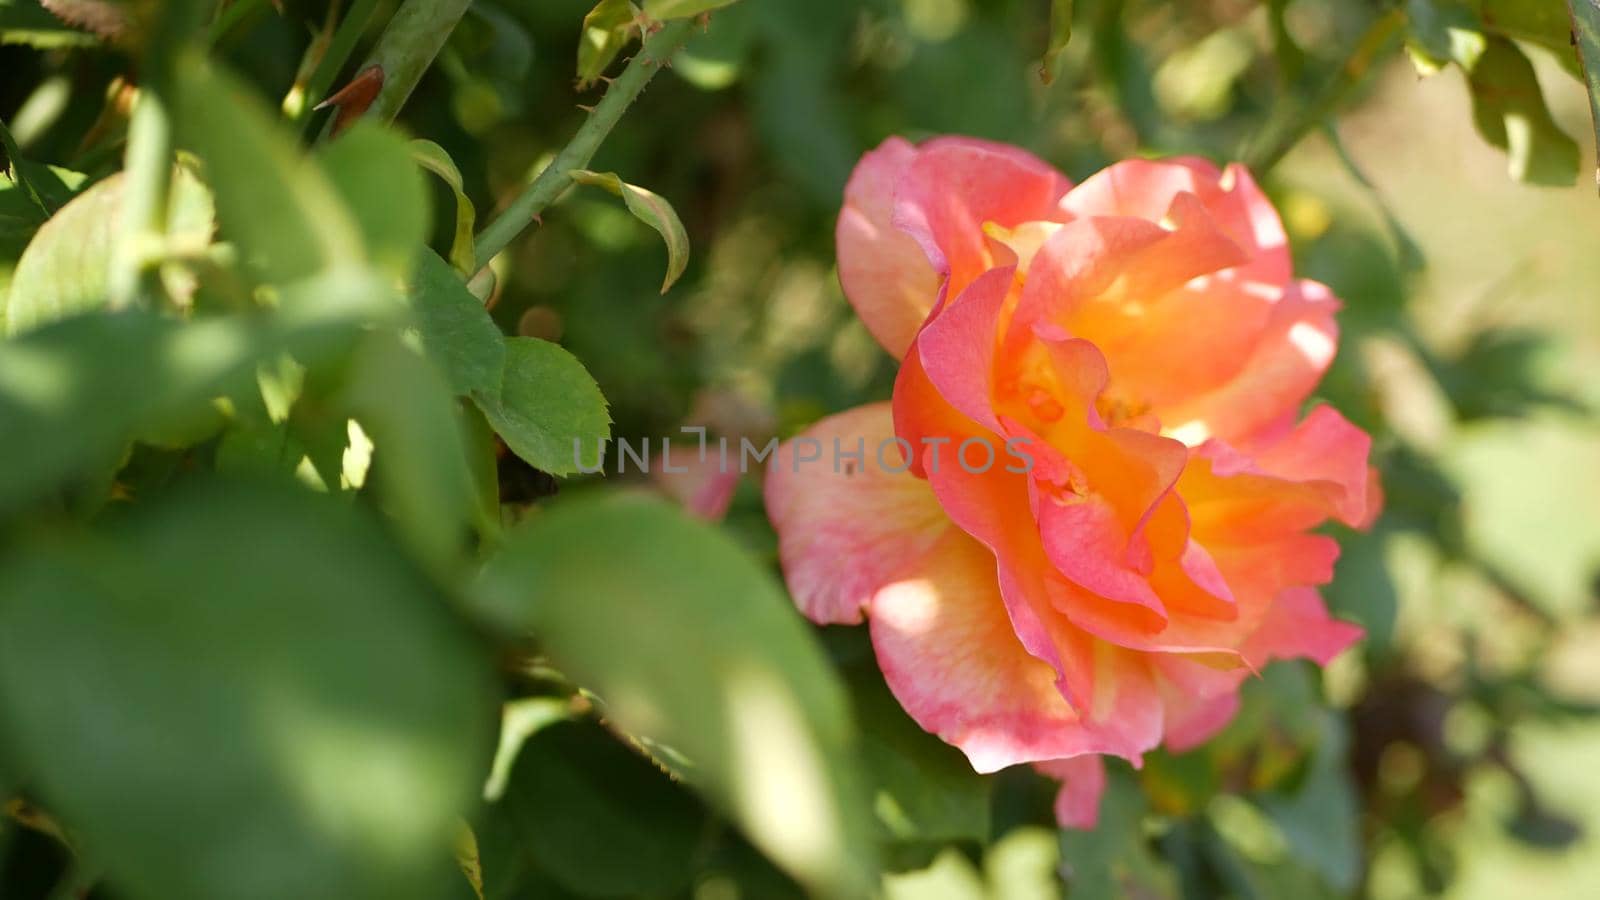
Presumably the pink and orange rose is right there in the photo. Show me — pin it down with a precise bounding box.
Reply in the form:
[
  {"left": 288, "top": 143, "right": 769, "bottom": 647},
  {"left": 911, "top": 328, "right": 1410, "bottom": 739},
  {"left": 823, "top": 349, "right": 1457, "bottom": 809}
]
[{"left": 764, "top": 136, "right": 1379, "bottom": 827}]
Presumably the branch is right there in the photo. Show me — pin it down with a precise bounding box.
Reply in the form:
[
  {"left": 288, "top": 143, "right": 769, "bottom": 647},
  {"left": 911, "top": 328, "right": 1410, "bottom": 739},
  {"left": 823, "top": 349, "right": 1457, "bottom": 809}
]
[
  {"left": 343, "top": 0, "right": 473, "bottom": 128},
  {"left": 472, "top": 21, "right": 695, "bottom": 272},
  {"left": 1242, "top": 8, "right": 1403, "bottom": 175}
]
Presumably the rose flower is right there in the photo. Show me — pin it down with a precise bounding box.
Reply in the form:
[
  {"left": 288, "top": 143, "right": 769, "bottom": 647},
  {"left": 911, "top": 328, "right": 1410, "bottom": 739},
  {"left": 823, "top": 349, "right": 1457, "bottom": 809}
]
[{"left": 764, "top": 136, "right": 1378, "bottom": 827}]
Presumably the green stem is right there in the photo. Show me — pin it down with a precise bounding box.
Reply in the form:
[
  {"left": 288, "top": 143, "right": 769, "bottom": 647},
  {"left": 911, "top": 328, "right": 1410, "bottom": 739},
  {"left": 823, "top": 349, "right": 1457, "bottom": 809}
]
[
  {"left": 473, "top": 21, "right": 694, "bottom": 271},
  {"left": 296, "top": 0, "right": 382, "bottom": 137},
  {"left": 205, "top": 0, "right": 266, "bottom": 46},
  {"left": 344, "top": 0, "right": 473, "bottom": 128},
  {"left": 1243, "top": 8, "right": 1404, "bottom": 174},
  {"left": 106, "top": 95, "right": 173, "bottom": 308},
  {"left": 107, "top": 0, "right": 208, "bottom": 309}
]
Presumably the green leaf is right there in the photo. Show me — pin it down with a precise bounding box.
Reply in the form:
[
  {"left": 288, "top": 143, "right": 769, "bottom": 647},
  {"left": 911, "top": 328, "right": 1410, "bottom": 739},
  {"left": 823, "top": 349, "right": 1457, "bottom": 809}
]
[
  {"left": 569, "top": 169, "right": 689, "bottom": 292},
  {"left": 214, "top": 417, "right": 312, "bottom": 480},
  {"left": 576, "top": 0, "right": 637, "bottom": 89},
  {"left": 642, "top": 0, "right": 739, "bottom": 21},
  {"left": 339, "top": 332, "right": 485, "bottom": 574},
  {"left": 409, "top": 248, "right": 505, "bottom": 398},
  {"left": 473, "top": 337, "right": 610, "bottom": 476},
  {"left": 409, "top": 140, "right": 478, "bottom": 273},
  {"left": 0, "top": 271, "right": 394, "bottom": 516},
  {"left": 318, "top": 121, "right": 429, "bottom": 281},
  {"left": 0, "top": 159, "right": 86, "bottom": 322},
  {"left": 498, "top": 719, "right": 705, "bottom": 896},
  {"left": 1059, "top": 766, "right": 1178, "bottom": 900},
  {"left": 3, "top": 166, "right": 213, "bottom": 336},
  {"left": 173, "top": 51, "right": 365, "bottom": 285},
  {"left": 1404, "top": 0, "right": 1485, "bottom": 73},
  {"left": 472, "top": 493, "right": 878, "bottom": 897},
  {"left": 1567, "top": 0, "right": 1600, "bottom": 188},
  {"left": 1465, "top": 36, "right": 1580, "bottom": 186},
  {"left": 883, "top": 849, "right": 987, "bottom": 900},
  {"left": 1256, "top": 713, "right": 1361, "bottom": 892},
  {"left": 0, "top": 476, "right": 499, "bottom": 900},
  {"left": 845, "top": 660, "right": 990, "bottom": 846},
  {"left": 1477, "top": 0, "right": 1584, "bottom": 75},
  {"left": 1040, "top": 0, "right": 1073, "bottom": 82},
  {"left": 0, "top": 0, "right": 98, "bottom": 47}
]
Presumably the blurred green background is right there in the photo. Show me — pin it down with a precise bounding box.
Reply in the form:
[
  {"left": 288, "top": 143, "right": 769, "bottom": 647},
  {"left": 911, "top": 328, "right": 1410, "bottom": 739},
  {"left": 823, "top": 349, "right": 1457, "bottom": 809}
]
[{"left": 4, "top": 0, "right": 1599, "bottom": 896}]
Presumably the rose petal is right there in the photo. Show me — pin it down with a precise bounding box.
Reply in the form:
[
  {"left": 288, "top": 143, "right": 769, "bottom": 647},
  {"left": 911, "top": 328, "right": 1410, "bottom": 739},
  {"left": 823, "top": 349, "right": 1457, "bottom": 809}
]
[
  {"left": 765, "top": 403, "right": 951, "bottom": 624},
  {"left": 916, "top": 265, "right": 1014, "bottom": 434},
  {"left": 1162, "top": 279, "right": 1341, "bottom": 446},
  {"left": 1035, "top": 755, "right": 1107, "bottom": 830},
  {"left": 836, "top": 137, "right": 944, "bottom": 357},
  {"left": 1062, "top": 157, "right": 1289, "bottom": 284},
  {"left": 1241, "top": 586, "right": 1364, "bottom": 667},
  {"left": 892, "top": 136, "right": 1072, "bottom": 300},
  {"left": 654, "top": 444, "right": 741, "bottom": 522},
  {"left": 871, "top": 531, "right": 1138, "bottom": 771},
  {"left": 1248, "top": 404, "right": 1374, "bottom": 528}
]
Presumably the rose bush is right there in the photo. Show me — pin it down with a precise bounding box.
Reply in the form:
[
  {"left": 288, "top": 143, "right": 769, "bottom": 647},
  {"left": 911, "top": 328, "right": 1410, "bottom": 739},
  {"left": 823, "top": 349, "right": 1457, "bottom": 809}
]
[{"left": 765, "top": 136, "right": 1379, "bottom": 826}]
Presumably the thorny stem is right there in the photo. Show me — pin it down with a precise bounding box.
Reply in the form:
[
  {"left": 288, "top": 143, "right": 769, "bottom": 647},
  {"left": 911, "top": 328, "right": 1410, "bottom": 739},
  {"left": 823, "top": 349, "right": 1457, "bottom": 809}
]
[
  {"left": 1243, "top": 8, "right": 1404, "bottom": 175},
  {"left": 340, "top": 0, "right": 473, "bottom": 130},
  {"left": 296, "top": 0, "right": 382, "bottom": 136},
  {"left": 472, "top": 21, "right": 696, "bottom": 272}
]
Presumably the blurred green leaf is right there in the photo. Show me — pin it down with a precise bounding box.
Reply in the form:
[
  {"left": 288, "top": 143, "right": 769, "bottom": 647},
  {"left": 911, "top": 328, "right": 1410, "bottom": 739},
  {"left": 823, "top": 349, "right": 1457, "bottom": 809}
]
[
  {"left": 473, "top": 493, "right": 878, "bottom": 897},
  {"left": 2, "top": 166, "right": 213, "bottom": 336},
  {"left": 1060, "top": 765, "right": 1178, "bottom": 900},
  {"left": 1324, "top": 525, "right": 1400, "bottom": 654},
  {"left": 409, "top": 248, "right": 505, "bottom": 398},
  {"left": 1478, "top": 0, "right": 1584, "bottom": 75},
  {"left": 1465, "top": 37, "right": 1580, "bottom": 186},
  {"left": 644, "top": 0, "right": 739, "bottom": 21},
  {"left": 0, "top": 0, "right": 98, "bottom": 47},
  {"left": 1041, "top": 0, "right": 1073, "bottom": 83},
  {"left": 1257, "top": 714, "right": 1361, "bottom": 893},
  {"left": 498, "top": 719, "right": 706, "bottom": 897},
  {"left": 173, "top": 51, "right": 365, "bottom": 284},
  {"left": 883, "top": 848, "right": 987, "bottom": 899},
  {"left": 410, "top": 140, "right": 478, "bottom": 273},
  {"left": 473, "top": 337, "right": 611, "bottom": 476},
  {"left": 214, "top": 416, "right": 312, "bottom": 480},
  {"left": 845, "top": 661, "right": 991, "bottom": 847},
  {"left": 1406, "top": 0, "right": 1486, "bottom": 74},
  {"left": 339, "top": 332, "right": 485, "bottom": 574},
  {"left": 0, "top": 477, "right": 499, "bottom": 900},
  {"left": 0, "top": 271, "right": 394, "bottom": 515},
  {"left": 1567, "top": 0, "right": 1600, "bottom": 187},
  {"left": 576, "top": 0, "right": 636, "bottom": 89},
  {"left": 569, "top": 169, "right": 689, "bottom": 293},
  {"left": 318, "top": 121, "right": 429, "bottom": 281}
]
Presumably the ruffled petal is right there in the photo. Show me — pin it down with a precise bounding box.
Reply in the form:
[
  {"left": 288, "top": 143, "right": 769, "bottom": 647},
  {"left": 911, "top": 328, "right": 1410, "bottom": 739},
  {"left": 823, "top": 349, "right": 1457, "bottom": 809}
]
[
  {"left": 836, "top": 137, "right": 943, "bottom": 357},
  {"left": 765, "top": 403, "right": 951, "bottom": 625},
  {"left": 1061, "top": 157, "right": 1289, "bottom": 284},
  {"left": 1161, "top": 280, "right": 1341, "bottom": 446},
  {"left": 871, "top": 531, "right": 1120, "bottom": 771},
  {"left": 1248, "top": 404, "right": 1375, "bottom": 528},
  {"left": 892, "top": 136, "right": 1072, "bottom": 300},
  {"left": 1241, "top": 587, "right": 1363, "bottom": 667},
  {"left": 915, "top": 265, "right": 1014, "bottom": 435}
]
